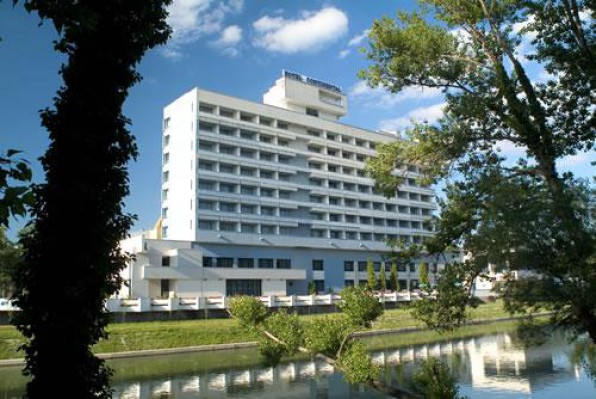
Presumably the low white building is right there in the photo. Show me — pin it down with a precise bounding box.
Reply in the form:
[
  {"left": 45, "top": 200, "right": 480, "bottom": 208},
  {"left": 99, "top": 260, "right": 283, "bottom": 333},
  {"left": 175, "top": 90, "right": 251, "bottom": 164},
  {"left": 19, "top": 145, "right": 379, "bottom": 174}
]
[{"left": 118, "top": 233, "right": 306, "bottom": 299}]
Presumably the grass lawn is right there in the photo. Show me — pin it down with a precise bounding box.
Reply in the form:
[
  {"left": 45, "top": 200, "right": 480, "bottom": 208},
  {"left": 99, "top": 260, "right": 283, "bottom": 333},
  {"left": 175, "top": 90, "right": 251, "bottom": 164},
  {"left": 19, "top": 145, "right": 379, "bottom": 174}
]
[{"left": 0, "top": 300, "right": 515, "bottom": 360}]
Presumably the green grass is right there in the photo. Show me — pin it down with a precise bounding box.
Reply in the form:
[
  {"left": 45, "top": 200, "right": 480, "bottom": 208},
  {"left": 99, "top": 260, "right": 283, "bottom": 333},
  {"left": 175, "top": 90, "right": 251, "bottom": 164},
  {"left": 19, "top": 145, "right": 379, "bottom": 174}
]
[{"left": 0, "top": 300, "right": 515, "bottom": 360}]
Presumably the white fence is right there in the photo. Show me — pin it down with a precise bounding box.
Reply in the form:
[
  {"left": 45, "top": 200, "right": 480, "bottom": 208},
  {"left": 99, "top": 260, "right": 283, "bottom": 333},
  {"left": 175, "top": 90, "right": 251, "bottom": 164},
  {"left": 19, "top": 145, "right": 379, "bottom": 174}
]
[
  {"left": 102, "top": 292, "right": 420, "bottom": 313},
  {"left": 0, "top": 292, "right": 422, "bottom": 313}
]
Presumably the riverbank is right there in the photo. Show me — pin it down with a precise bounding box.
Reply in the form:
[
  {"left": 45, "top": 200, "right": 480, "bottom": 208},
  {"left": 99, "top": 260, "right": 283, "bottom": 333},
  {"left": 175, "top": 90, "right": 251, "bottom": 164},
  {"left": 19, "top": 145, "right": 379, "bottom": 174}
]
[{"left": 0, "top": 300, "right": 520, "bottom": 361}]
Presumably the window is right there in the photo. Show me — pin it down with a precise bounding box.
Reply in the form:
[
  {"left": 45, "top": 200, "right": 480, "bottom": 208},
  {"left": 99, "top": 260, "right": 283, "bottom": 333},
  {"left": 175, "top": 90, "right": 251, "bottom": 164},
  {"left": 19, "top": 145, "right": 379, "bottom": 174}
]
[
  {"left": 219, "top": 163, "right": 235, "bottom": 174},
  {"left": 260, "top": 170, "right": 274, "bottom": 179},
  {"left": 241, "top": 185, "right": 256, "bottom": 195},
  {"left": 227, "top": 279, "right": 262, "bottom": 297},
  {"left": 240, "top": 113, "right": 254, "bottom": 122},
  {"left": 240, "top": 130, "right": 256, "bottom": 140},
  {"left": 203, "top": 257, "right": 213, "bottom": 267},
  {"left": 160, "top": 279, "right": 170, "bottom": 298},
  {"left": 346, "top": 231, "right": 357, "bottom": 240},
  {"left": 216, "top": 257, "right": 234, "bottom": 268},
  {"left": 198, "top": 200, "right": 214, "bottom": 210},
  {"left": 344, "top": 280, "right": 355, "bottom": 287},
  {"left": 279, "top": 190, "right": 291, "bottom": 199},
  {"left": 327, "top": 165, "right": 338, "bottom": 173},
  {"left": 162, "top": 152, "right": 169, "bottom": 164},
  {"left": 219, "top": 183, "right": 236, "bottom": 193},
  {"left": 198, "top": 220, "right": 215, "bottom": 230},
  {"left": 162, "top": 189, "right": 168, "bottom": 200},
  {"left": 198, "top": 121, "right": 215, "bottom": 132},
  {"left": 374, "top": 218, "right": 385, "bottom": 226},
  {"left": 241, "top": 223, "right": 257, "bottom": 233},
  {"left": 397, "top": 263, "right": 406, "bottom": 272},
  {"left": 198, "top": 141, "right": 214, "bottom": 151},
  {"left": 327, "top": 133, "right": 336, "bottom": 141},
  {"left": 198, "top": 180, "right": 215, "bottom": 190},
  {"left": 307, "top": 145, "right": 321, "bottom": 153},
  {"left": 361, "top": 232, "right": 372, "bottom": 241},
  {"left": 280, "top": 208, "right": 293, "bottom": 217},
  {"left": 241, "top": 204, "right": 256, "bottom": 214},
  {"left": 240, "top": 148, "right": 256, "bottom": 158},
  {"left": 198, "top": 160, "right": 214, "bottom": 171},
  {"left": 238, "top": 258, "right": 254, "bottom": 268},
  {"left": 220, "top": 108, "right": 235, "bottom": 118},
  {"left": 327, "top": 149, "right": 337, "bottom": 157},
  {"left": 258, "top": 258, "right": 274, "bottom": 268},
  {"left": 358, "top": 261, "right": 367, "bottom": 272},
  {"left": 261, "top": 206, "right": 275, "bottom": 216},
  {"left": 309, "top": 178, "right": 323, "bottom": 186},
  {"left": 312, "top": 259, "right": 324, "bottom": 271},
  {"left": 163, "top": 117, "right": 170, "bottom": 129},
  {"left": 162, "top": 171, "right": 169, "bottom": 183},
  {"left": 279, "top": 226, "right": 294, "bottom": 235},
  {"left": 307, "top": 130, "right": 321, "bottom": 137},
  {"left": 311, "top": 212, "right": 324, "bottom": 221},
  {"left": 276, "top": 259, "right": 291, "bottom": 269},
  {"left": 260, "top": 188, "right": 273, "bottom": 197},
  {"left": 360, "top": 216, "right": 371, "bottom": 224},
  {"left": 330, "top": 230, "right": 342, "bottom": 239},
  {"left": 410, "top": 279, "right": 420, "bottom": 290},
  {"left": 306, "top": 108, "right": 319, "bottom": 117},
  {"left": 313, "top": 280, "right": 325, "bottom": 294},
  {"left": 329, "top": 197, "right": 340, "bottom": 206},
  {"left": 220, "top": 145, "right": 235, "bottom": 155},
  {"left": 278, "top": 139, "right": 289, "bottom": 147},
  {"left": 260, "top": 135, "right": 273, "bottom": 143},
  {"left": 260, "top": 152, "right": 274, "bottom": 161},
  {"left": 240, "top": 167, "right": 256, "bottom": 176},
  {"left": 278, "top": 155, "right": 291, "bottom": 164},
  {"left": 373, "top": 202, "right": 384, "bottom": 211},
  {"left": 219, "top": 202, "right": 236, "bottom": 212},
  {"left": 260, "top": 117, "right": 272, "bottom": 126},
  {"left": 261, "top": 225, "right": 275, "bottom": 234},
  {"left": 344, "top": 261, "right": 354, "bottom": 271},
  {"left": 345, "top": 199, "right": 356, "bottom": 207},
  {"left": 409, "top": 263, "right": 416, "bottom": 272},
  {"left": 219, "top": 126, "right": 235, "bottom": 136},
  {"left": 328, "top": 180, "right": 339, "bottom": 189},
  {"left": 277, "top": 122, "right": 288, "bottom": 130},
  {"left": 329, "top": 214, "right": 341, "bottom": 222},
  {"left": 162, "top": 207, "right": 168, "bottom": 218},
  {"left": 161, "top": 256, "right": 170, "bottom": 267},
  {"left": 278, "top": 173, "right": 291, "bottom": 182},
  {"left": 309, "top": 195, "right": 324, "bottom": 203},
  {"left": 385, "top": 262, "right": 392, "bottom": 272},
  {"left": 219, "top": 221, "right": 236, "bottom": 232},
  {"left": 357, "top": 170, "right": 366, "bottom": 177},
  {"left": 309, "top": 162, "right": 322, "bottom": 170},
  {"left": 199, "top": 104, "right": 214, "bottom": 113}
]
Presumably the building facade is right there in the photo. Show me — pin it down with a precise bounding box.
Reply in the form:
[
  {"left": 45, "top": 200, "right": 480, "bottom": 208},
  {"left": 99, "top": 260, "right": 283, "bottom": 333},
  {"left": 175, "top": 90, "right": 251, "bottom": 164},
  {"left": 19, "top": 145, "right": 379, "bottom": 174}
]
[{"left": 121, "top": 71, "right": 446, "bottom": 299}]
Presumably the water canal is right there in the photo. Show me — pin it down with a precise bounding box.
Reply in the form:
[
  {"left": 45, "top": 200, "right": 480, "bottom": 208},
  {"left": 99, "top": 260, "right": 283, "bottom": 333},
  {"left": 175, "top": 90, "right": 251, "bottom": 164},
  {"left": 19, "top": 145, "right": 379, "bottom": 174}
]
[{"left": 1, "top": 327, "right": 594, "bottom": 398}]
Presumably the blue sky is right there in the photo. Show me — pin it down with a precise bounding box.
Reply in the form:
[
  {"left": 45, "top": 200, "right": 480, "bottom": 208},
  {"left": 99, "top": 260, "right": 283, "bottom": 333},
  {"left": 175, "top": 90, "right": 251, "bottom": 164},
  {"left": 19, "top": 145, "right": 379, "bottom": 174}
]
[{"left": 1, "top": 0, "right": 593, "bottom": 238}]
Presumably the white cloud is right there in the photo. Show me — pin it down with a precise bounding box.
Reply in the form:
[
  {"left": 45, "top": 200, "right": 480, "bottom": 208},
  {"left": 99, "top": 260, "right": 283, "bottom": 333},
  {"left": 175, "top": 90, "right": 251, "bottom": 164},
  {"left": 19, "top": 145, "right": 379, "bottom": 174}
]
[
  {"left": 253, "top": 7, "right": 348, "bottom": 54},
  {"left": 349, "top": 81, "right": 443, "bottom": 109},
  {"left": 163, "top": 0, "right": 244, "bottom": 58},
  {"left": 494, "top": 140, "right": 527, "bottom": 159},
  {"left": 558, "top": 152, "right": 594, "bottom": 168},
  {"left": 338, "top": 29, "right": 369, "bottom": 58},
  {"left": 379, "top": 103, "right": 446, "bottom": 133},
  {"left": 339, "top": 49, "right": 351, "bottom": 59},
  {"left": 210, "top": 25, "right": 242, "bottom": 56}
]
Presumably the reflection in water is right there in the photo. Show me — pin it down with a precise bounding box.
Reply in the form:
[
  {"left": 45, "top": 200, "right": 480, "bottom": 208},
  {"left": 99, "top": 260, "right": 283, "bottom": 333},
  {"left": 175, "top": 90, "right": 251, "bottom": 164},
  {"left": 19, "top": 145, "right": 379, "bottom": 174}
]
[{"left": 1, "top": 332, "right": 594, "bottom": 398}]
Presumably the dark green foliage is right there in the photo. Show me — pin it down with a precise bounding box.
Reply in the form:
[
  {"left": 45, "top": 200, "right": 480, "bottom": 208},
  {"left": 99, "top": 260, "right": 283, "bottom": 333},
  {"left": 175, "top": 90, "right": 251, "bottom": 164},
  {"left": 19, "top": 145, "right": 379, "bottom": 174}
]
[
  {"left": 390, "top": 263, "right": 398, "bottom": 292},
  {"left": 0, "top": 228, "right": 22, "bottom": 297},
  {"left": 366, "top": 258, "right": 376, "bottom": 291},
  {"left": 410, "top": 263, "right": 480, "bottom": 331},
  {"left": 339, "top": 286, "right": 384, "bottom": 328},
  {"left": 361, "top": 0, "right": 596, "bottom": 342},
  {"left": 229, "top": 296, "right": 268, "bottom": 331},
  {"left": 411, "top": 358, "right": 467, "bottom": 399},
  {"left": 0, "top": 150, "right": 33, "bottom": 227},
  {"left": 11, "top": 1, "right": 171, "bottom": 397},
  {"left": 378, "top": 267, "right": 387, "bottom": 291},
  {"left": 264, "top": 310, "right": 304, "bottom": 355},
  {"left": 308, "top": 280, "right": 316, "bottom": 295},
  {"left": 338, "top": 341, "right": 379, "bottom": 384}
]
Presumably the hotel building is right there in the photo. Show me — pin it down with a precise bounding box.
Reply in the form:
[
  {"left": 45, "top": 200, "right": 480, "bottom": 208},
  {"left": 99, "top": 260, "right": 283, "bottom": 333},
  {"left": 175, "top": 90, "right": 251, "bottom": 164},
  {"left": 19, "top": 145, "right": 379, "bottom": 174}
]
[{"left": 120, "top": 71, "right": 443, "bottom": 299}]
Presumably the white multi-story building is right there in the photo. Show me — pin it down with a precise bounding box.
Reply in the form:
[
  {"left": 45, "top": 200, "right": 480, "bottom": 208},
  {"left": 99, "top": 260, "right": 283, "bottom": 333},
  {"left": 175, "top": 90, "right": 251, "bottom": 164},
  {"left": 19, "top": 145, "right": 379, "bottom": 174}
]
[{"left": 121, "top": 71, "right": 442, "bottom": 299}]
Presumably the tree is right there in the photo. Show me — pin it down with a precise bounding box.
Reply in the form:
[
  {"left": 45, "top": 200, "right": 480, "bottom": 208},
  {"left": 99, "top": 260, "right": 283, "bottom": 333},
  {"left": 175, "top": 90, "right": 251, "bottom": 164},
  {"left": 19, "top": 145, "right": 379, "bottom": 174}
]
[
  {"left": 0, "top": 227, "right": 22, "bottom": 298},
  {"left": 308, "top": 280, "right": 317, "bottom": 295},
  {"left": 361, "top": 0, "right": 595, "bottom": 340},
  {"left": 390, "top": 262, "right": 399, "bottom": 292},
  {"left": 378, "top": 266, "right": 387, "bottom": 292},
  {"left": 11, "top": 1, "right": 171, "bottom": 397},
  {"left": 419, "top": 262, "right": 429, "bottom": 289},
  {"left": 366, "top": 258, "right": 376, "bottom": 291},
  {"left": 0, "top": 150, "right": 33, "bottom": 228}
]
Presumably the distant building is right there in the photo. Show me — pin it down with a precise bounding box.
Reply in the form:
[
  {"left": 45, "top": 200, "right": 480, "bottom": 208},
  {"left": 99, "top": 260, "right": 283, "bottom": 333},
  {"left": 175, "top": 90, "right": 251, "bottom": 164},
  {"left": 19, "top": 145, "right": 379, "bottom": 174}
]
[{"left": 119, "top": 71, "right": 444, "bottom": 299}]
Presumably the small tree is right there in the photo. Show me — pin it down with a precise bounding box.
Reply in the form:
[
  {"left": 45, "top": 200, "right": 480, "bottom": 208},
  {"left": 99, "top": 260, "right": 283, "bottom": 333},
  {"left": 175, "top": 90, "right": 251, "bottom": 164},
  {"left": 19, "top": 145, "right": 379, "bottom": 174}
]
[
  {"left": 419, "top": 262, "right": 429, "bottom": 290},
  {"left": 366, "top": 258, "right": 376, "bottom": 291},
  {"left": 308, "top": 280, "right": 317, "bottom": 295},
  {"left": 390, "top": 263, "right": 398, "bottom": 292},
  {"left": 378, "top": 266, "right": 387, "bottom": 292}
]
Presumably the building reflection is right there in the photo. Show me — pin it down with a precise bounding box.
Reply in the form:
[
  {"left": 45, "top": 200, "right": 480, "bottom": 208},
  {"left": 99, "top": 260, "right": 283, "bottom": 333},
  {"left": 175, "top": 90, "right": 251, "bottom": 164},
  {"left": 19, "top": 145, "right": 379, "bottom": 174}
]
[{"left": 111, "top": 333, "right": 588, "bottom": 398}]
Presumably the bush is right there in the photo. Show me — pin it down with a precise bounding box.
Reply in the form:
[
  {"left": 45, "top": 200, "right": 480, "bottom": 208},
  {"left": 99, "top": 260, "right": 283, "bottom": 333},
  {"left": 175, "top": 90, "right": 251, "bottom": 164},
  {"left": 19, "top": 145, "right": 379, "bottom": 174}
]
[
  {"left": 339, "top": 286, "right": 383, "bottom": 328},
  {"left": 304, "top": 315, "right": 352, "bottom": 357},
  {"left": 229, "top": 296, "right": 268, "bottom": 331},
  {"left": 338, "top": 341, "right": 379, "bottom": 384}
]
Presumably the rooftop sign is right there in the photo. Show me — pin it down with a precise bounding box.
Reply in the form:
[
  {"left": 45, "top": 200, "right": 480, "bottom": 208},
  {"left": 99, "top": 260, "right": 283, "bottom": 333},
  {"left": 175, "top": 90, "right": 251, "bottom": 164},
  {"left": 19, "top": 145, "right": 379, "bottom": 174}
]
[{"left": 283, "top": 70, "right": 343, "bottom": 94}]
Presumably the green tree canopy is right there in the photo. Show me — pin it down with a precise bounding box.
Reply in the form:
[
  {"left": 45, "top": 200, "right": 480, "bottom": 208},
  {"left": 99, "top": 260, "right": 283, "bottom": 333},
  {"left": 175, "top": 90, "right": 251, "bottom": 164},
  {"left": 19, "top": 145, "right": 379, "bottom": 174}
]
[{"left": 361, "top": 0, "right": 595, "bottom": 340}]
